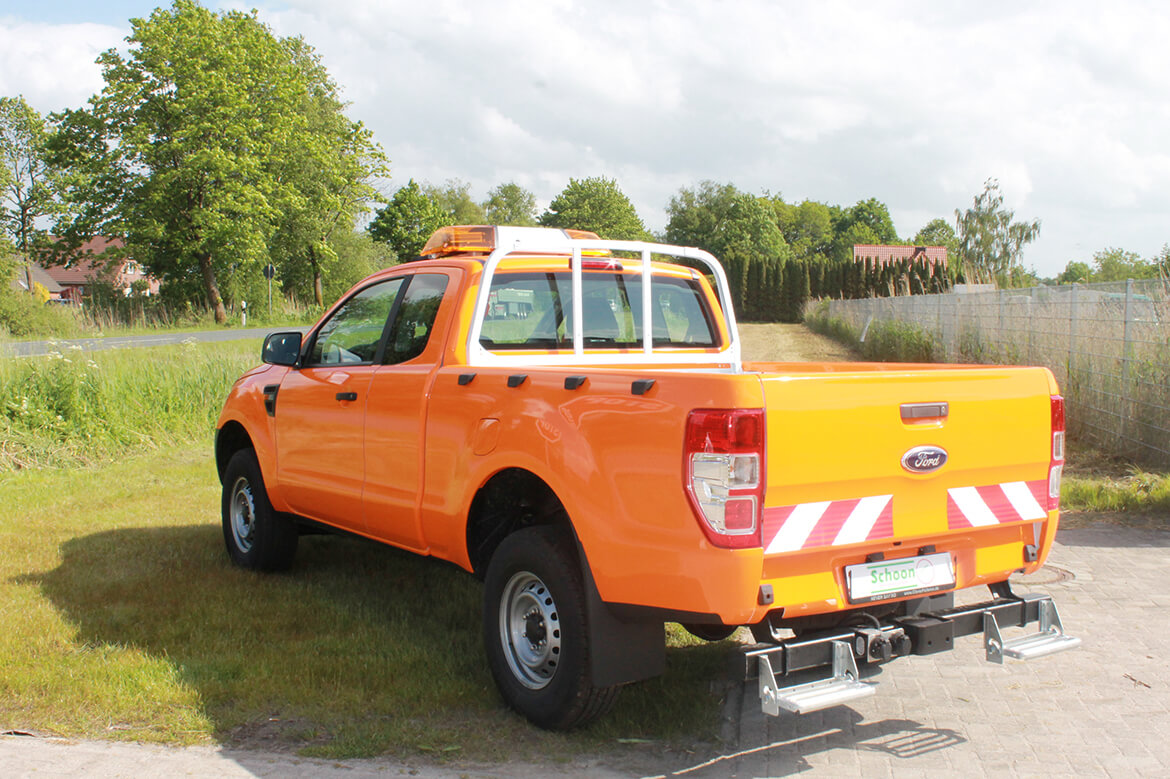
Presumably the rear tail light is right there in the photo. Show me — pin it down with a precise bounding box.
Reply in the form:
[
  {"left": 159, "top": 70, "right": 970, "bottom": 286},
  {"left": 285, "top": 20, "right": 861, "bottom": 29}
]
[
  {"left": 1048, "top": 395, "right": 1065, "bottom": 510},
  {"left": 684, "top": 409, "right": 765, "bottom": 549}
]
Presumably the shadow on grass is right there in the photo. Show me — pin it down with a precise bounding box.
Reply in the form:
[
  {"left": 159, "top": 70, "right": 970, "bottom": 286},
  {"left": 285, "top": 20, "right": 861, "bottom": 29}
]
[{"left": 24, "top": 523, "right": 736, "bottom": 762}]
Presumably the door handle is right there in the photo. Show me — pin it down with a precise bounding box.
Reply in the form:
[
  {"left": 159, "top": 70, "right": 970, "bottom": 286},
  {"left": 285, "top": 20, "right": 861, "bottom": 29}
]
[{"left": 335, "top": 391, "right": 358, "bottom": 402}]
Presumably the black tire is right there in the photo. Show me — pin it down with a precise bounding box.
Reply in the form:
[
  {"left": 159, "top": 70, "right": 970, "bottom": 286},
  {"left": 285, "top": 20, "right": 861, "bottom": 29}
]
[
  {"left": 682, "top": 623, "right": 738, "bottom": 642},
  {"left": 482, "top": 526, "right": 619, "bottom": 730},
  {"left": 221, "top": 448, "right": 298, "bottom": 571}
]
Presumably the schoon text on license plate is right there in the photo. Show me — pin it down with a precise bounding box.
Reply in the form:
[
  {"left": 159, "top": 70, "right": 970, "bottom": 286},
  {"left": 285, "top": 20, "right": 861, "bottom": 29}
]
[{"left": 845, "top": 552, "right": 955, "bottom": 604}]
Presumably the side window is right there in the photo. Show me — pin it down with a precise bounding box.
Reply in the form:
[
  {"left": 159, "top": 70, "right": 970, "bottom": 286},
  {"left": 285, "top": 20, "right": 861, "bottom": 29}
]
[
  {"left": 384, "top": 274, "right": 449, "bottom": 364},
  {"left": 308, "top": 278, "right": 404, "bottom": 366}
]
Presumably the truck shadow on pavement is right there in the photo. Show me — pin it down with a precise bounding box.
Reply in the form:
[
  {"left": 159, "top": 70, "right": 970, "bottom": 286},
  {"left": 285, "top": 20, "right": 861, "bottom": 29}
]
[{"left": 652, "top": 705, "right": 966, "bottom": 777}]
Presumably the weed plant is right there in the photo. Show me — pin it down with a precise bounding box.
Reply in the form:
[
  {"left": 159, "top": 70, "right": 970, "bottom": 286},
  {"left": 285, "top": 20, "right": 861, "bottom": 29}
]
[{"left": 0, "top": 339, "right": 257, "bottom": 470}]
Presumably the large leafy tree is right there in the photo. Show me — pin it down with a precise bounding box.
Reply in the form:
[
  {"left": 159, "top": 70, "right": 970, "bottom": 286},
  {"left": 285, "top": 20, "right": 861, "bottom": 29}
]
[
  {"left": 828, "top": 197, "right": 899, "bottom": 263},
  {"left": 368, "top": 180, "right": 446, "bottom": 259},
  {"left": 953, "top": 179, "right": 1041, "bottom": 286},
  {"left": 48, "top": 1, "right": 377, "bottom": 322},
  {"left": 770, "top": 197, "right": 833, "bottom": 262},
  {"left": 483, "top": 182, "right": 537, "bottom": 226},
  {"left": 424, "top": 179, "right": 485, "bottom": 225},
  {"left": 1090, "top": 247, "right": 1159, "bottom": 282},
  {"left": 0, "top": 96, "right": 60, "bottom": 293},
  {"left": 665, "top": 181, "right": 789, "bottom": 317},
  {"left": 268, "top": 39, "right": 387, "bottom": 306},
  {"left": 538, "top": 177, "right": 649, "bottom": 240}
]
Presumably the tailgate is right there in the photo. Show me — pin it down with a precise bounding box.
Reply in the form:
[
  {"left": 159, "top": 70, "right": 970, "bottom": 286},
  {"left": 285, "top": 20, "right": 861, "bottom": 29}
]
[{"left": 759, "top": 365, "right": 1056, "bottom": 559}]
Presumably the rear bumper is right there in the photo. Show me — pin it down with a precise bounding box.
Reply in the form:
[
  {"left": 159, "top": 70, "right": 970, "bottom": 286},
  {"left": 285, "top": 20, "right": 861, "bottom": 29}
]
[{"left": 742, "top": 581, "right": 1080, "bottom": 716}]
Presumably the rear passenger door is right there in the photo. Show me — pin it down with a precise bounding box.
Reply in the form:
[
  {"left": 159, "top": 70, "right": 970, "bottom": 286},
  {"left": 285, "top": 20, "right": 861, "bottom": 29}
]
[
  {"left": 275, "top": 277, "right": 405, "bottom": 529},
  {"left": 363, "top": 271, "right": 457, "bottom": 550}
]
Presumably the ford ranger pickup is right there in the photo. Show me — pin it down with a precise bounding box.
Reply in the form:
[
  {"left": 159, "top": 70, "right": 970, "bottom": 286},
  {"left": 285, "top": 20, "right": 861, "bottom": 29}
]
[{"left": 216, "top": 225, "right": 1079, "bottom": 729}]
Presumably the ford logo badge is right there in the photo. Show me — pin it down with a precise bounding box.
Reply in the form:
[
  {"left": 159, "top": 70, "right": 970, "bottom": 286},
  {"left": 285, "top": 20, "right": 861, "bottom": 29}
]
[{"left": 902, "top": 446, "right": 948, "bottom": 474}]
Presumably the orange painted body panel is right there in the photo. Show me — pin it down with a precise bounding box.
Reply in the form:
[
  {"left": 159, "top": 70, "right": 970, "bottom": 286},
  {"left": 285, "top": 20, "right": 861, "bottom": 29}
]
[{"left": 218, "top": 253, "right": 1061, "bottom": 627}]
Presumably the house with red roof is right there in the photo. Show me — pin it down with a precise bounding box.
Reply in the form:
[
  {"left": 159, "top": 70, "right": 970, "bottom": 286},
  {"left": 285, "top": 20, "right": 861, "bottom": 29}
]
[
  {"left": 42, "top": 237, "right": 160, "bottom": 302},
  {"left": 9, "top": 262, "right": 65, "bottom": 300},
  {"left": 853, "top": 244, "right": 947, "bottom": 268}
]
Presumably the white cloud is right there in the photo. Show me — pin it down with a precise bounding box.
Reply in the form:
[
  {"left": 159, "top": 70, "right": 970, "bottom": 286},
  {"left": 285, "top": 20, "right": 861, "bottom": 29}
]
[
  {"left": 6, "top": 0, "right": 1170, "bottom": 274},
  {"left": 0, "top": 20, "right": 123, "bottom": 112}
]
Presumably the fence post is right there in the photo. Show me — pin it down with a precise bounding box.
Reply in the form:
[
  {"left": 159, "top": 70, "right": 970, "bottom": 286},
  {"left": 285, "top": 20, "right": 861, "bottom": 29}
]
[
  {"left": 1067, "top": 285, "right": 1077, "bottom": 389},
  {"left": 1120, "top": 278, "right": 1134, "bottom": 446}
]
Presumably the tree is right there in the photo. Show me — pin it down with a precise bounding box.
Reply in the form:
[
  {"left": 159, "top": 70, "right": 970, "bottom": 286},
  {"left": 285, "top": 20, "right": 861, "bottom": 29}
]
[
  {"left": 1090, "top": 247, "right": 1158, "bottom": 282},
  {"left": 1057, "top": 260, "right": 1092, "bottom": 284},
  {"left": 484, "top": 182, "right": 538, "bottom": 226},
  {"left": 844, "top": 198, "right": 899, "bottom": 244},
  {"left": 770, "top": 197, "right": 833, "bottom": 263},
  {"left": 424, "top": 179, "right": 485, "bottom": 225},
  {"left": 368, "top": 180, "right": 447, "bottom": 259},
  {"left": 953, "top": 179, "right": 1041, "bottom": 286},
  {"left": 539, "top": 177, "right": 649, "bottom": 240},
  {"left": 0, "top": 96, "right": 60, "bottom": 293},
  {"left": 664, "top": 181, "right": 789, "bottom": 318},
  {"left": 268, "top": 39, "right": 388, "bottom": 305},
  {"left": 48, "top": 1, "right": 372, "bottom": 323}
]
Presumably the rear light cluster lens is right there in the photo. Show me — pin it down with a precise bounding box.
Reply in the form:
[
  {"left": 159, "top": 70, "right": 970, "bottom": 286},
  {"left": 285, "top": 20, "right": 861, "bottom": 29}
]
[
  {"left": 1048, "top": 395, "right": 1065, "bottom": 509},
  {"left": 684, "top": 409, "right": 765, "bottom": 549}
]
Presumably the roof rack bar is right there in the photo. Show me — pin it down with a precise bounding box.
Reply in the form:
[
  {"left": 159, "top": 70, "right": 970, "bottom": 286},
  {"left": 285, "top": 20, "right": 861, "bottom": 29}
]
[{"left": 467, "top": 234, "right": 742, "bottom": 371}]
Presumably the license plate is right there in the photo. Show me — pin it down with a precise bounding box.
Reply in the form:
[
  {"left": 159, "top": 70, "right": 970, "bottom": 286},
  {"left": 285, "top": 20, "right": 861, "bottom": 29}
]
[{"left": 845, "top": 552, "right": 955, "bottom": 604}]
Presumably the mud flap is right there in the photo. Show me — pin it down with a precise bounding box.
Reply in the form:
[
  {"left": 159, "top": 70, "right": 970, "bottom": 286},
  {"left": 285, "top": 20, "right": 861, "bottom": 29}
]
[{"left": 579, "top": 550, "right": 665, "bottom": 687}]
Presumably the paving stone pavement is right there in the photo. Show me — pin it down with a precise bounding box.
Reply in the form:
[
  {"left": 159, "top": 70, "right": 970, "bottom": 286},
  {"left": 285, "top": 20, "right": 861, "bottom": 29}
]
[
  {"left": 648, "top": 524, "right": 1170, "bottom": 778},
  {"left": 2, "top": 525, "right": 1167, "bottom": 778}
]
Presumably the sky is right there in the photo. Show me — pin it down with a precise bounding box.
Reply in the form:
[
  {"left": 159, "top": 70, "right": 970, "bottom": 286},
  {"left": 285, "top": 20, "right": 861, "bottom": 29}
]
[{"left": 2, "top": 0, "right": 1168, "bottom": 277}]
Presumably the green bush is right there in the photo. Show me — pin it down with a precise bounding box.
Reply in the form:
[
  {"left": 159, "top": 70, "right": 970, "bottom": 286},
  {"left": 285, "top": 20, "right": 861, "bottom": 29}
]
[{"left": 0, "top": 289, "right": 84, "bottom": 338}]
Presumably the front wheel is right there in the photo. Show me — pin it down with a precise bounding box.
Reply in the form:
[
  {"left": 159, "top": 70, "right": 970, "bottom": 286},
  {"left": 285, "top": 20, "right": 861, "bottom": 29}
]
[
  {"left": 482, "top": 526, "right": 619, "bottom": 729},
  {"left": 221, "top": 448, "right": 298, "bottom": 571}
]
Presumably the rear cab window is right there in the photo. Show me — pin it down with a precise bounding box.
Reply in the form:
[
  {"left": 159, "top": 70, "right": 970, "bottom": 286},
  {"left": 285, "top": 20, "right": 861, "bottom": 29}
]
[{"left": 479, "top": 271, "right": 720, "bottom": 350}]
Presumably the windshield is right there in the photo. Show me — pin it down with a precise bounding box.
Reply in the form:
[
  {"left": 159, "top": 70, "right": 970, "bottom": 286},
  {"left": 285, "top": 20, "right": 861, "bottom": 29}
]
[{"left": 479, "top": 271, "right": 719, "bottom": 350}]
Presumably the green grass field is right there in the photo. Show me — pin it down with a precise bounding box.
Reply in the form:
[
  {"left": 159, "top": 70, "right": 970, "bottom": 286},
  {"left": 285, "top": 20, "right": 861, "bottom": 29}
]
[{"left": 0, "top": 339, "right": 732, "bottom": 759}]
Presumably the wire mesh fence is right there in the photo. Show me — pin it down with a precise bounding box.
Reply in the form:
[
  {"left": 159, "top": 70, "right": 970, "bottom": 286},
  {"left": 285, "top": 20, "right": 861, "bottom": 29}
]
[{"left": 826, "top": 279, "right": 1170, "bottom": 467}]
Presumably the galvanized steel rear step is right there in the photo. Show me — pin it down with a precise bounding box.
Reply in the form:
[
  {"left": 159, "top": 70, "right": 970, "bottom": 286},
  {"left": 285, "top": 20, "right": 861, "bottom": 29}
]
[
  {"left": 984, "top": 598, "right": 1081, "bottom": 663},
  {"left": 758, "top": 641, "right": 874, "bottom": 715},
  {"left": 747, "top": 586, "right": 1080, "bottom": 718}
]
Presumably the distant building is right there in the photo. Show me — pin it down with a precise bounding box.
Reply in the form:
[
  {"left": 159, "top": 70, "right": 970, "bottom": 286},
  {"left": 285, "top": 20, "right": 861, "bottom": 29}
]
[
  {"left": 42, "top": 237, "right": 161, "bottom": 302},
  {"left": 9, "top": 262, "right": 65, "bottom": 299},
  {"left": 853, "top": 244, "right": 947, "bottom": 268}
]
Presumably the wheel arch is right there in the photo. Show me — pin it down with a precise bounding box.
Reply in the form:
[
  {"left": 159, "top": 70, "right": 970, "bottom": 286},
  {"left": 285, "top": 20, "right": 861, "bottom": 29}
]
[
  {"left": 466, "top": 467, "right": 572, "bottom": 578},
  {"left": 468, "top": 466, "right": 665, "bottom": 689},
  {"left": 215, "top": 421, "right": 254, "bottom": 484}
]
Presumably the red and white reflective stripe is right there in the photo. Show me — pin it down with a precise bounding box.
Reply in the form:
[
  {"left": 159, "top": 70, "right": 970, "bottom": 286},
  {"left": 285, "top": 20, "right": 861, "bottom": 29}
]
[
  {"left": 762, "top": 495, "right": 893, "bottom": 554},
  {"left": 946, "top": 480, "right": 1048, "bottom": 529}
]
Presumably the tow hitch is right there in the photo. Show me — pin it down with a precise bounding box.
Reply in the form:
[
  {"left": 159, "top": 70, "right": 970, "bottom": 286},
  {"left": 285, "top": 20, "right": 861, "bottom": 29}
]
[{"left": 746, "top": 583, "right": 1080, "bottom": 717}]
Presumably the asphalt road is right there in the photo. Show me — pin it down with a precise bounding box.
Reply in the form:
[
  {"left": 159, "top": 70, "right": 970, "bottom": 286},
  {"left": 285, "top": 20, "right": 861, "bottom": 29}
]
[{"left": 1, "top": 327, "right": 304, "bottom": 358}]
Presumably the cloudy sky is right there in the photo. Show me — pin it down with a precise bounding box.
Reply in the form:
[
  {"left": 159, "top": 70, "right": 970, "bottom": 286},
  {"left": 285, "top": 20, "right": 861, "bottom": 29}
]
[{"left": 2, "top": 0, "right": 1168, "bottom": 276}]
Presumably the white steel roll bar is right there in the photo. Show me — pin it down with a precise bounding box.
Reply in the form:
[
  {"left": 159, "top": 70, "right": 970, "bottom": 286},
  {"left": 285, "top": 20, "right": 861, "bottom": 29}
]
[{"left": 465, "top": 231, "right": 743, "bottom": 372}]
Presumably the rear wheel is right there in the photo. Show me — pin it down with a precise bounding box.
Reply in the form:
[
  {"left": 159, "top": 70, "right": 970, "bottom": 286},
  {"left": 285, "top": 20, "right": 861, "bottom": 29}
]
[
  {"left": 482, "top": 526, "right": 619, "bottom": 729},
  {"left": 221, "top": 448, "right": 298, "bottom": 571}
]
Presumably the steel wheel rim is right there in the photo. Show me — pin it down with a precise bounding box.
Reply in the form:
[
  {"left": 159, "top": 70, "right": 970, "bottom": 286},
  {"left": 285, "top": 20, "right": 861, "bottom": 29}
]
[
  {"left": 230, "top": 476, "right": 256, "bottom": 553},
  {"left": 499, "top": 571, "right": 562, "bottom": 690}
]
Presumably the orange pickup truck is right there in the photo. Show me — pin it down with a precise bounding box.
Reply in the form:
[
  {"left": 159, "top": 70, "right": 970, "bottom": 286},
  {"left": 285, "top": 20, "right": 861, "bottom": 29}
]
[{"left": 216, "top": 225, "right": 1078, "bottom": 729}]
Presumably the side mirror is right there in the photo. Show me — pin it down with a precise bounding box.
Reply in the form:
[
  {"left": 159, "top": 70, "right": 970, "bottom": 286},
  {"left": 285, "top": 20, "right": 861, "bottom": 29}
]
[{"left": 262, "top": 331, "right": 302, "bottom": 367}]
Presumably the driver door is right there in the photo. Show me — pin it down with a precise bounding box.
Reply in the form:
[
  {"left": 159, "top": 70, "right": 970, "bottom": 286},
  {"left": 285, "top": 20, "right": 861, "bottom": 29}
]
[{"left": 275, "top": 276, "right": 405, "bottom": 530}]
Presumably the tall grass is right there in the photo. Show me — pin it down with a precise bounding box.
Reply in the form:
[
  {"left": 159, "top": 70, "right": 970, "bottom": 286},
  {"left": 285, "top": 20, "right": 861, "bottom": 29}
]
[
  {"left": 0, "top": 339, "right": 259, "bottom": 470},
  {"left": 805, "top": 303, "right": 936, "bottom": 362}
]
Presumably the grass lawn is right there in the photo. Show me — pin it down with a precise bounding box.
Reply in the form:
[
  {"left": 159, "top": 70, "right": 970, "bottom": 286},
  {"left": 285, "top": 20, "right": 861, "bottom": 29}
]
[{"left": 0, "top": 444, "right": 734, "bottom": 760}]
